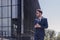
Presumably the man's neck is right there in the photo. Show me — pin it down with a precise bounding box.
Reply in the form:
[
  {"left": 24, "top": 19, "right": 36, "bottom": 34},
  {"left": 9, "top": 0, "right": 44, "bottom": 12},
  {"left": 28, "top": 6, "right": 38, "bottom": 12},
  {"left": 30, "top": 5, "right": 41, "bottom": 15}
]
[{"left": 38, "top": 16, "right": 42, "bottom": 19}]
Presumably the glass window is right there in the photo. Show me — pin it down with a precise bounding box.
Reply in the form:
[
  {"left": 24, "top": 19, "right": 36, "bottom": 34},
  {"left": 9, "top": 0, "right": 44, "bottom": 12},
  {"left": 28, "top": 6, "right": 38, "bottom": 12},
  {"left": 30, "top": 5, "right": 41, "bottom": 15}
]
[
  {"left": 2, "top": 26, "right": 11, "bottom": 36},
  {"left": 9, "top": 27, "right": 11, "bottom": 36},
  {"left": 0, "top": 26, "right": 1, "bottom": 31},
  {"left": 3, "top": 7, "right": 11, "bottom": 17},
  {"left": 0, "top": 0, "right": 1, "bottom": 6},
  {"left": 3, "top": 7, "right": 8, "bottom": 17},
  {"left": 0, "top": 0, "right": 18, "bottom": 37},
  {"left": 3, "top": 27, "right": 8, "bottom": 36},
  {"left": 2, "top": 18, "right": 8, "bottom": 26},
  {"left": 9, "top": 18, "right": 11, "bottom": 26},
  {"left": 3, "top": 31, "right": 6, "bottom": 36},
  {"left": 8, "top": 0, "right": 11, "bottom": 5},
  {"left": 3, "top": 27, "right": 8, "bottom": 31},
  {"left": 0, "top": 8, "right": 1, "bottom": 18},
  {"left": 2, "top": 0, "right": 8, "bottom": 6},
  {"left": 0, "top": 19, "right": 1, "bottom": 26},
  {"left": 6, "top": 31, "right": 9, "bottom": 36},
  {"left": 12, "top": 0, "right": 17, "bottom": 5},
  {"left": 12, "top": 6, "right": 18, "bottom": 18},
  {"left": 9, "top": 7, "right": 11, "bottom": 17}
]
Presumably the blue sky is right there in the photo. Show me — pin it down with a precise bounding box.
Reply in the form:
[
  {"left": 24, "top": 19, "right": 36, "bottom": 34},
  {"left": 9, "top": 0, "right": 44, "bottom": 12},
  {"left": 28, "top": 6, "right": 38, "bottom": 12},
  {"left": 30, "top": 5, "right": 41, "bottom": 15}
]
[{"left": 38, "top": 0, "right": 60, "bottom": 32}]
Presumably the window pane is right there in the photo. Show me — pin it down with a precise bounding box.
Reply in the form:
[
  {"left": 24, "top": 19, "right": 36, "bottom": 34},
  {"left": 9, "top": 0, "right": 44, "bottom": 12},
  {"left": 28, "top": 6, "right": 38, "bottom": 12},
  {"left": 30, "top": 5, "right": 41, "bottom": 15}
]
[
  {"left": 3, "top": 27, "right": 8, "bottom": 31},
  {"left": 0, "top": 26, "right": 1, "bottom": 31},
  {"left": 9, "top": 7, "right": 11, "bottom": 17},
  {"left": 9, "top": 18, "right": 11, "bottom": 26},
  {"left": 3, "top": 7, "right": 8, "bottom": 17},
  {"left": 3, "top": 7, "right": 11, "bottom": 17},
  {"left": 8, "top": 0, "right": 11, "bottom": 5},
  {"left": 2, "top": 0, "right": 8, "bottom": 6},
  {"left": 2, "top": 26, "right": 11, "bottom": 36},
  {"left": 0, "top": 0, "right": 1, "bottom": 6},
  {"left": 0, "top": 8, "right": 1, "bottom": 18},
  {"left": 12, "top": 6, "right": 18, "bottom": 18},
  {"left": 0, "top": 19, "right": 1, "bottom": 26},
  {"left": 9, "top": 27, "right": 11, "bottom": 36},
  {"left": 3, "top": 19, "right": 8, "bottom": 26},
  {"left": 12, "top": 0, "right": 17, "bottom": 5},
  {"left": 3, "top": 26, "right": 8, "bottom": 36}
]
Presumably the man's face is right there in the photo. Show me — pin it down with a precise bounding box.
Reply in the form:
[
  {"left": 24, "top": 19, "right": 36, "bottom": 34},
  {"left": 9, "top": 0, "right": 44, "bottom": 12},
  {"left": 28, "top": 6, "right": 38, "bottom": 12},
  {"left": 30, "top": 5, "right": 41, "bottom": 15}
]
[{"left": 36, "top": 11, "right": 42, "bottom": 17}]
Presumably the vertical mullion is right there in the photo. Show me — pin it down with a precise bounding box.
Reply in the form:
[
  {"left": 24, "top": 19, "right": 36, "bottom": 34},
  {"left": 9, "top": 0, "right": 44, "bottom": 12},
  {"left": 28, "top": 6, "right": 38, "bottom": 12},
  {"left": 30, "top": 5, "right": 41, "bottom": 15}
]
[
  {"left": 1, "top": 0, "right": 3, "bottom": 37},
  {"left": 11, "top": 0, "right": 12, "bottom": 37}
]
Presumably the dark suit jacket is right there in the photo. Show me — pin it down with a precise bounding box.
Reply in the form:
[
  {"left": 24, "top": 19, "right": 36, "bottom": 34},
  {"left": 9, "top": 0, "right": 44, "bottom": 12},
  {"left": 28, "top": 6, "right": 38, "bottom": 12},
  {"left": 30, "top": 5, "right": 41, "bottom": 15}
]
[{"left": 34, "top": 17, "right": 48, "bottom": 36}]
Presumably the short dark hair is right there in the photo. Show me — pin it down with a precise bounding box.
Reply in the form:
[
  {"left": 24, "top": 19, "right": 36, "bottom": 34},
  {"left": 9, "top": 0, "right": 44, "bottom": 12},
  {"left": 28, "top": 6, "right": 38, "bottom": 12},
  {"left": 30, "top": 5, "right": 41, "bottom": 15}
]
[{"left": 36, "top": 9, "right": 43, "bottom": 14}]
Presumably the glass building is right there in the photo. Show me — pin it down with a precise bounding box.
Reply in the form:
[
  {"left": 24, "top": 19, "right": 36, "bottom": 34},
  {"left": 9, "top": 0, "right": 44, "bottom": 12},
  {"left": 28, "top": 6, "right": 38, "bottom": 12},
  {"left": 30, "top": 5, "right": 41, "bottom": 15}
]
[{"left": 0, "top": 0, "right": 20, "bottom": 38}]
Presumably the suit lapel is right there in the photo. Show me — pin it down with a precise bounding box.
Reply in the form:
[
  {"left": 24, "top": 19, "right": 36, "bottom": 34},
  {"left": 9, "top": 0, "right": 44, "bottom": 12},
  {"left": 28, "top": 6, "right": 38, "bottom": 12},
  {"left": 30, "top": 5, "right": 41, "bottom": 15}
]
[{"left": 40, "top": 17, "right": 44, "bottom": 22}]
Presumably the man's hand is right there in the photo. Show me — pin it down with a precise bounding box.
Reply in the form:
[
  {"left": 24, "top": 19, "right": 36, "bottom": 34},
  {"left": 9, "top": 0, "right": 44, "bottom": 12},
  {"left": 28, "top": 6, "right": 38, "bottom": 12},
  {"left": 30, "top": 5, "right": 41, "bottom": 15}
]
[{"left": 34, "top": 23, "right": 41, "bottom": 28}]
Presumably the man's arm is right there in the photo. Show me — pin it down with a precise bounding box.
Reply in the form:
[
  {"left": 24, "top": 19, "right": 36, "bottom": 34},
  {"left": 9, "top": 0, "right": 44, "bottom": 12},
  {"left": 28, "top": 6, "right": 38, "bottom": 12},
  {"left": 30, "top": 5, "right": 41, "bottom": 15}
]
[
  {"left": 34, "top": 23, "right": 41, "bottom": 28},
  {"left": 34, "top": 19, "right": 41, "bottom": 28},
  {"left": 41, "top": 18, "right": 48, "bottom": 28}
]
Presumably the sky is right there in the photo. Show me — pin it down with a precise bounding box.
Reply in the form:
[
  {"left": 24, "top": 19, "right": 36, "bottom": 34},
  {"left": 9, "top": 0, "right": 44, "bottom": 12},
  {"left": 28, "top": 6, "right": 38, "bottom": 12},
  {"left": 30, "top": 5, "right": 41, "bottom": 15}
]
[{"left": 38, "top": 0, "right": 60, "bottom": 32}]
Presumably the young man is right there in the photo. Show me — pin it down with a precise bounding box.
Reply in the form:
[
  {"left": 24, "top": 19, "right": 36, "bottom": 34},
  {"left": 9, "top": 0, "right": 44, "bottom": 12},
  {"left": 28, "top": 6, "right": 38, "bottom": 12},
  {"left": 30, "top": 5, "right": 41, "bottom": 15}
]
[{"left": 34, "top": 9, "right": 48, "bottom": 40}]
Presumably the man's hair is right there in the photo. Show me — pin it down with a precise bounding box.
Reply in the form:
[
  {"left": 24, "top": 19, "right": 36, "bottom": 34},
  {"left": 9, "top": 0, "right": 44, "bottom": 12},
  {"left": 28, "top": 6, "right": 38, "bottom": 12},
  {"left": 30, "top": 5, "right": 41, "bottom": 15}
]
[{"left": 36, "top": 9, "right": 43, "bottom": 14}]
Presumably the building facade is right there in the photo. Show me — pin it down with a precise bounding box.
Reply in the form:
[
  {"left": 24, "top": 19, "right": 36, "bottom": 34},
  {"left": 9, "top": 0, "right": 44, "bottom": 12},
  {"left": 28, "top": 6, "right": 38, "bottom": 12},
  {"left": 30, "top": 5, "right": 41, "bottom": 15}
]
[
  {"left": 0, "top": 0, "right": 40, "bottom": 40},
  {"left": 0, "top": 0, "right": 21, "bottom": 38}
]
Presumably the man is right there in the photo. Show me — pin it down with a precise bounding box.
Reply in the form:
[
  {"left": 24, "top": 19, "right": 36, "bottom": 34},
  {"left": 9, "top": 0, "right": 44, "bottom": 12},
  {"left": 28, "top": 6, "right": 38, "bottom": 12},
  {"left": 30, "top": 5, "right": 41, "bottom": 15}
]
[{"left": 34, "top": 9, "right": 48, "bottom": 40}]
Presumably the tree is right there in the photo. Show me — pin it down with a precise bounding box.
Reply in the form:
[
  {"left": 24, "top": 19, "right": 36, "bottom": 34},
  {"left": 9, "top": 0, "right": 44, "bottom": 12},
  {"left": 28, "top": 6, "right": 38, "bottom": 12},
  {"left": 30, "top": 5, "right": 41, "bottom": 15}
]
[
  {"left": 44, "top": 29, "right": 56, "bottom": 40},
  {"left": 57, "top": 32, "right": 60, "bottom": 40}
]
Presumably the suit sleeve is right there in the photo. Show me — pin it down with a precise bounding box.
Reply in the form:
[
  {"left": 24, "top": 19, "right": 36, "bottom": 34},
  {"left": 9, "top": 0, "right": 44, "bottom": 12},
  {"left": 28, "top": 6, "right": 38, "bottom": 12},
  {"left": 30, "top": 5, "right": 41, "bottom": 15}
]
[
  {"left": 34, "top": 19, "right": 38, "bottom": 25},
  {"left": 41, "top": 18, "right": 48, "bottom": 29}
]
